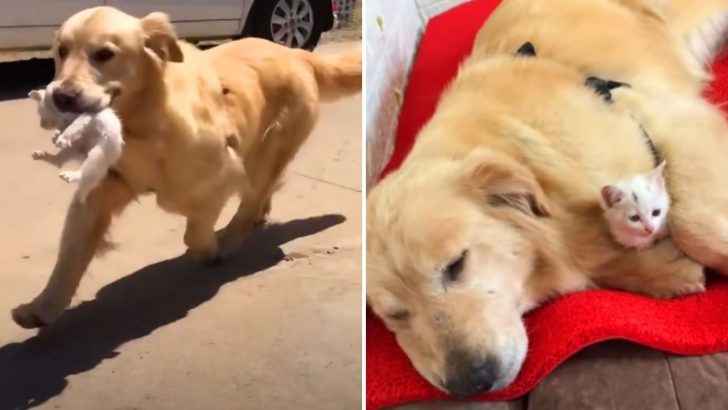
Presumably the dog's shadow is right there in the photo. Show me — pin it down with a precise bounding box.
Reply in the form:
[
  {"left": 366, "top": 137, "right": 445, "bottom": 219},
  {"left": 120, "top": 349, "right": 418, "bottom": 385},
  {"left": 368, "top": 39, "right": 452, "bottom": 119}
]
[{"left": 0, "top": 214, "right": 345, "bottom": 410}]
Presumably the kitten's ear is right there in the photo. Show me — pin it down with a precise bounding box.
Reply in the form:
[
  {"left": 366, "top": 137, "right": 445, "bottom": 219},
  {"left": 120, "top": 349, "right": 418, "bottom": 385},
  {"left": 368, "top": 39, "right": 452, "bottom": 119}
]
[
  {"left": 653, "top": 161, "right": 667, "bottom": 184},
  {"left": 601, "top": 185, "right": 623, "bottom": 208},
  {"left": 28, "top": 89, "right": 42, "bottom": 101}
]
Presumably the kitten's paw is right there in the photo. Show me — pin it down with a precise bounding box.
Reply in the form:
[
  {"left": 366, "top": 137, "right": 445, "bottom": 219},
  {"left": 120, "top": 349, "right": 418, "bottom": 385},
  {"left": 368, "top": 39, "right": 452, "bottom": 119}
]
[
  {"left": 31, "top": 150, "right": 49, "bottom": 160},
  {"left": 59, "top": 170, "right": 82, "bottom": 183},
  {"left": 51, "top": 130, "right": 61, "bottom": 145},
  {"left": 55, "top": 137, "right": 73, "bottom": 149}
]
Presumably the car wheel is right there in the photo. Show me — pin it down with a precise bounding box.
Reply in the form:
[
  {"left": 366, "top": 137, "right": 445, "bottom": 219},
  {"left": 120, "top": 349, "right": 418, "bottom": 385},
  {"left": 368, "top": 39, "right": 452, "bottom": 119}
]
[{"left": 252, "top": 0, "right": 324, "bottom": 50}]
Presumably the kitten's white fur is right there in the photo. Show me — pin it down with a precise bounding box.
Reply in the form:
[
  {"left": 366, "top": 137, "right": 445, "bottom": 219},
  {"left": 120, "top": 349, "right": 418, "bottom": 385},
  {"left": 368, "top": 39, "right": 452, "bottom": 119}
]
[
  {"left": 28, "top": 87, "right": 124, "bottom": 203},
  {"left": 600, "top": 162, "right": 670, "bottom": 250}
]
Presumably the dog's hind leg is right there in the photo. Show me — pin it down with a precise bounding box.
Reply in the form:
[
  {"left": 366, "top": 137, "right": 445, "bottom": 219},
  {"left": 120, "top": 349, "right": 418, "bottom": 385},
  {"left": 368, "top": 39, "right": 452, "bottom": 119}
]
[
  {"left": 218, "top": 95, "right": 319, "bottom": 256},
  {"left": 184, "top": 197, "right": 227, "bottom": 265},
  {"left": 635, "top": 94, "right": 728, "bottom": 276},
  {"left": 11, "top": 174, "right": 135, "bottom": 328}
]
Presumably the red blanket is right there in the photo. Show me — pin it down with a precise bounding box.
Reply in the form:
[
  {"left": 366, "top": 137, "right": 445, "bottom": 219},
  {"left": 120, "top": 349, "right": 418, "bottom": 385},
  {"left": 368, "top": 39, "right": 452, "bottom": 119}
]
[{"left": 366, "top": 1, "right": 728, "bottom": 409}]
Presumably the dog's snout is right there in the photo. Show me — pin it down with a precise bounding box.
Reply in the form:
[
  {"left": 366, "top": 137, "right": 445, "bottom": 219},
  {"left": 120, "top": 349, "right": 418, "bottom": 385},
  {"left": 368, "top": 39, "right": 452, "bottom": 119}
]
[
  {"left": 52, "top": 87, "right": 81, "bottom": 113},
  {"left": 443, "top": 352, "right": 499, "bottom": 399}
]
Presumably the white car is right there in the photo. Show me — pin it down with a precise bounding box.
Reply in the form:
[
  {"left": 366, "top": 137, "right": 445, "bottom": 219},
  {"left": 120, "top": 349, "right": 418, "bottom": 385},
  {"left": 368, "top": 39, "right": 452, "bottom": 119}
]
[{"left": 0, "top": 0, "right": 336, "bottom": 51}]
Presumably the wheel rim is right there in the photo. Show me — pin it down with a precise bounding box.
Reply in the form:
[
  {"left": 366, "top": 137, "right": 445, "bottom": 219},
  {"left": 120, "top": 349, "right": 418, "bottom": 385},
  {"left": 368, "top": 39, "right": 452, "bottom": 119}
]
[{"left": 270, "top": 0, "right": 315, "bottom": 48}]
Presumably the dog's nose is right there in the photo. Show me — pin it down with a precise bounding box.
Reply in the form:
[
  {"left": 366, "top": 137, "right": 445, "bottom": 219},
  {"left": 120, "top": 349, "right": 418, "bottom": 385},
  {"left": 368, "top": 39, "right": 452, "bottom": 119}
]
[
  {"left": 443, "top": 354, "right": 498, "bottom": 399},
  {"left": 52, "top": 87, "right": 81, "bottom": 113}
]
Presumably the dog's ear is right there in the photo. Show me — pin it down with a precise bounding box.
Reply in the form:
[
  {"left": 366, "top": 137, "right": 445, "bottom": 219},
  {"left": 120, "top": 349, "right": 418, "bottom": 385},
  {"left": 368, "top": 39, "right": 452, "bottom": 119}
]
[
  {"left": 140, "top": 12, "right": 183, "bottom": 64},
  {"left": 28, "top": 89, "right": 43, "bottom": 101},
  {"left": 462, "top": 151, "right": 551, "bottom": 217}
]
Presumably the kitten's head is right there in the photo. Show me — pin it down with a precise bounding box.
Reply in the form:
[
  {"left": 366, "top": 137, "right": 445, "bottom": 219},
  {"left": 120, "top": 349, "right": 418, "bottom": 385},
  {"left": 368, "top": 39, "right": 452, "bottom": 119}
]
[
  {"left": 28, "top": 86, "right": 74, "bottom": 130},
  {"left": 601, "top": 162, "right": 669, "bottom": 247}
]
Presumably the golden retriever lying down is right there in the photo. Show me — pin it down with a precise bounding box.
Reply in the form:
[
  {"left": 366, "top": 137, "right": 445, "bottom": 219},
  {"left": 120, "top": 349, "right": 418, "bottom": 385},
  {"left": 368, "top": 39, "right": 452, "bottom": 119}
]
[
  {"left": 12, "top": 7, "right": 361, "bottom": 329},
  {"left": 367, "top": 0, "right": 728, "bottom": 399}
]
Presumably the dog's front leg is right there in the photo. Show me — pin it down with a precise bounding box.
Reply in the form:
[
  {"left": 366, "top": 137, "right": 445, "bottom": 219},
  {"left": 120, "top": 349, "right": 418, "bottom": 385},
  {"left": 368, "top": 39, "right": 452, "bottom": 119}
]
[
  {"left": 592, "top": 238, "right": 705, "bottom": 299},
  {"left": 613, "top": 89, "right": 728, "bottom": 275},
  {"left": 183, "top": 199, "right": 226, "bottom": 265},
  {"left": 11, "top": 174, "right": 135, "bottom": 328}
]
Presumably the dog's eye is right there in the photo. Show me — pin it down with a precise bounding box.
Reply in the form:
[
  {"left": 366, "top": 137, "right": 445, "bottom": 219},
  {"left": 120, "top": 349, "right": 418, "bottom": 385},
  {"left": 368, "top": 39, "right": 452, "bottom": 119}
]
[
  {"left": 444, "top": 251, "right": 467, "bottom": 282},
  {"left": 92, "top": 48, "right": 115, "bottom": 63},
  {"left": 386, "top": 310, "right": 411, "bottom": 322},
  {"left": 57, "top": 45, "right": 69, "bottom": 60}
]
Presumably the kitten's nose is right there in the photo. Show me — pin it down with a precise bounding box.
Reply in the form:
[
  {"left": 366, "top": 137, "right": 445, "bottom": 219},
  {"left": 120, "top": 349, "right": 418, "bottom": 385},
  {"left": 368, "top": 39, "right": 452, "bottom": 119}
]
[{"left": 644, "top": 226, "right": 654, "bottom": 234}]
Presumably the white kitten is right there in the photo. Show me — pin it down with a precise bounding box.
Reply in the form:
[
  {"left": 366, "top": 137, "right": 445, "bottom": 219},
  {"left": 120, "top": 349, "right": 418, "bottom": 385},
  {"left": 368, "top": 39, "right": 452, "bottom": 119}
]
[
  {"left": 28, "top": 86, "right": 124, "bottom": 203},
  {"left": 600, "top": 161, "right": 670, "bottom": 249}
]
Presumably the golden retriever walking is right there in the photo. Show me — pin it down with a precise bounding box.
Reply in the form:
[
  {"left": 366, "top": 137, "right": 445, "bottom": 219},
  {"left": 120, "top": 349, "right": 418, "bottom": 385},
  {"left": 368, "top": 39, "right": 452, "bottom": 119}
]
[
  {"left": 12, "top": 7, "right": 361, "bottom": 328},
  {"left": 367, "top": 0, "right": 728, "bottom": 399}
]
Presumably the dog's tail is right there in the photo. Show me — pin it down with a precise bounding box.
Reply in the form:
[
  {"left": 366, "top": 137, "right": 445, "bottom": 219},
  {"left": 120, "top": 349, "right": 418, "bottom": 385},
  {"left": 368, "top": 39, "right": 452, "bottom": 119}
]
[
  {"left": 304, "top": 44, "right": 362, "bottom": 102},
  {"left": 664, "top": 0, "right": 728, "bottom": 66}
]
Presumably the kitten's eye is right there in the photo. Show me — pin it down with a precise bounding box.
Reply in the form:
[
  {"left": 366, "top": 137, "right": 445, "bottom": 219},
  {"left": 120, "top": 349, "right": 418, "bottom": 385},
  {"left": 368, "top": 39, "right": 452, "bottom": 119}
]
[
  {"left": 57, "top": 45, "right": 69, "bottom": 60},
  {"left": 652, "top": 209, "right": 661, "bottom": 217},
  {"left": 444, "top": 251, "right": 467, "bottom": 282},
  {"left": 629, "top": 215, "right": 640, "bottom": 222},
  {"left": 92, "top": 47, "right": 115, "bottom": 64}
]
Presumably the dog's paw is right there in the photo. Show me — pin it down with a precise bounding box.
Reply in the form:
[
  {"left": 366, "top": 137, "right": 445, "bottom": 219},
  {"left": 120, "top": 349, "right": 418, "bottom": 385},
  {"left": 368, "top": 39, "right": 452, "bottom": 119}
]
[
  {"left": 59, "top": 170, "right": 82, "bottom": 183},
  {"left": 11, "top": 302, "right": 52, "bottom": 329},
  {"left": 184, "top": 248, "right": 225, "bottom": 267},
  {"left": 666, "top": 278, "right": 706, "bottom": 298},
  {"left": 202, "top": 254, "right": 225, "bottom": 268},
  {"left": 648, "top": 261, "right": 706, "bottom": 299},
  {"left": 31, "top": 150, "right": 49, "bottom": 160}
]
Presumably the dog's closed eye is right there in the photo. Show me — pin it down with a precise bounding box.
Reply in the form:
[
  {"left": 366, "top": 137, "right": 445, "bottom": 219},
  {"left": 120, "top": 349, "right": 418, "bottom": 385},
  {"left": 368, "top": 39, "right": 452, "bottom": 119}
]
[
  {"left": 387, "top": 310, "right": 411, "bottom": 322},
  {"left": 444, "top": 250, "right": 467, "bottom": 283},
  {"left": 92, "top": 47, "right": 115, "bottom": 64}
]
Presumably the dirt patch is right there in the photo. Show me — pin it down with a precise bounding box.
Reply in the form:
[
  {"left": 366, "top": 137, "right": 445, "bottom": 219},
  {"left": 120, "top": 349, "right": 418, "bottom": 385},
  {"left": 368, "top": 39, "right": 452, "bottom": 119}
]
[{"left": 322, "top": 1, "right": 362, "bottom": 43}]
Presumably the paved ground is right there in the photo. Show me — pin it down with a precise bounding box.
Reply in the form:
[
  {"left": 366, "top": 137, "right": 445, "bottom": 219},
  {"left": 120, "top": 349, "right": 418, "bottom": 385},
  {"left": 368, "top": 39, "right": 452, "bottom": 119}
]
[{"left": 0, "top": 41, "right": 362, "bottom": 410}]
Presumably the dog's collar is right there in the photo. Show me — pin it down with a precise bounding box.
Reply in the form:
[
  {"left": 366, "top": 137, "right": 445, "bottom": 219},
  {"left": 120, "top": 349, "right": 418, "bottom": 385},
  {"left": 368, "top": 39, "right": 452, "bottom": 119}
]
[{"left": 585, "top": 76, "right": 661, "bottom": 167}]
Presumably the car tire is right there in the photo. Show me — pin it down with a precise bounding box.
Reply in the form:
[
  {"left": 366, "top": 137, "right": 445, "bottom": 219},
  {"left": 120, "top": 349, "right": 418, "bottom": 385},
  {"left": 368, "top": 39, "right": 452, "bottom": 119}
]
[{"left": 251, "top": 0, "right": 324, "bottom": 50}]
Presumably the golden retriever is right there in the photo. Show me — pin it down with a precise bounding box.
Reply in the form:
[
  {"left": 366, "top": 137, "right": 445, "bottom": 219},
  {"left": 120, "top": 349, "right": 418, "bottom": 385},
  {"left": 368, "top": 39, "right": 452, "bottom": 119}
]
[
  {"left": 367, "top": 0, "right": 728, "bottom": 399},
  {"left": 12, "top": 7, "right": 361, "bottom": 328}
]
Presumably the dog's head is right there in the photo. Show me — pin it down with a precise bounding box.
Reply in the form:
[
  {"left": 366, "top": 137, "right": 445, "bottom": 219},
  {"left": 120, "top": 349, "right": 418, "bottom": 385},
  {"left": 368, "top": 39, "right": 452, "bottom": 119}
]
[
  {"left": 367, "top": 149, "right": 552, "bottom": 398},
  {"left": 48, "top": 6, "right": 183, "bottom": 114}
]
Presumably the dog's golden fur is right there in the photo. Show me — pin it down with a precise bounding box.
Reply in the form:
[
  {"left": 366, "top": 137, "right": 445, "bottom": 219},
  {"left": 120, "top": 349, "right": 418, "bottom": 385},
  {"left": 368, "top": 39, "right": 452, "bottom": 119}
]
[
  {"left": 367, "top": 0, "right": 728, "bottom": 398},
  {"left": 12, "top": 7, "right": 361, "bottom": 328}
]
